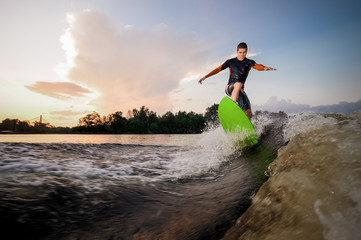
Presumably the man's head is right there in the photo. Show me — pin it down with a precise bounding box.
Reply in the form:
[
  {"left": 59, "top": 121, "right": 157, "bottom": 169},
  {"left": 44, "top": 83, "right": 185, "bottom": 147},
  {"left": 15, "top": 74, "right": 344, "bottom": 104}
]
[{"left": 237, "top": 42, "right": 248, "bottom": 61}]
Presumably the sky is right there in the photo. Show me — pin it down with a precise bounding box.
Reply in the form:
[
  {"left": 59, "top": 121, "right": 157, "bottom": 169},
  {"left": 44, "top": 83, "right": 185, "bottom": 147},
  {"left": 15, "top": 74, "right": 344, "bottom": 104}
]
[{"left": 0, "top": 0, "right": 360, "bottom": 127}]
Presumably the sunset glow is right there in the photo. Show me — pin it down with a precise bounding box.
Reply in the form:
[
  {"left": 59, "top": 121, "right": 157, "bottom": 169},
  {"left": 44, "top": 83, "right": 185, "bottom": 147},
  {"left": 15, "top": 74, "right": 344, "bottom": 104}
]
[{"left": 1, "top": 0, "right": 360, "bottom": 127}]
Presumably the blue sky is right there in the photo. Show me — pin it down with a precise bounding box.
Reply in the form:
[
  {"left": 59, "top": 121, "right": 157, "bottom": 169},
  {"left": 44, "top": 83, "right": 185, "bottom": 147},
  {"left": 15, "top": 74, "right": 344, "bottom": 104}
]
[{"left": 0, "top": 0, "right": 360, "bottom": 126}]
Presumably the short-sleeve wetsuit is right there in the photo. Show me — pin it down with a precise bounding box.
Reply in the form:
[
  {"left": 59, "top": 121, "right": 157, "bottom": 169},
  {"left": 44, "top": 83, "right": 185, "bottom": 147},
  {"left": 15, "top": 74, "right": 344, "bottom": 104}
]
[{"left": 204, "top": 57, "right": 266, "bottom": 110}]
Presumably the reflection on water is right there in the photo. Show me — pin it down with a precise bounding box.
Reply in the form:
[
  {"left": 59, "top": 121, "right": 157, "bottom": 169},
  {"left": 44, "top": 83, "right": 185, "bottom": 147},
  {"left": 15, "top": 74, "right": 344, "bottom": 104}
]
[{"left": 0, "top": 133, "right": 201, "bottom": 146}]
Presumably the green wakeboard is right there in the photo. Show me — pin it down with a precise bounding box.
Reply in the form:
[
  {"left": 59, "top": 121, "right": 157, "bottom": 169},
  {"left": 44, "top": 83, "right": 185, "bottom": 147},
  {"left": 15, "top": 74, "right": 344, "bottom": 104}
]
[{"left": 218, "top": 97, "right": 258, "bottom": 146}]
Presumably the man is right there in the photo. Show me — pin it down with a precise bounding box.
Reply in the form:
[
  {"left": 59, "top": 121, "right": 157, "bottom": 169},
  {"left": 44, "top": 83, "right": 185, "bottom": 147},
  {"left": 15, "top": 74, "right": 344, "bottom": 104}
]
[{"left": 198, "top": 42, "right": 276, "bottom": 119}]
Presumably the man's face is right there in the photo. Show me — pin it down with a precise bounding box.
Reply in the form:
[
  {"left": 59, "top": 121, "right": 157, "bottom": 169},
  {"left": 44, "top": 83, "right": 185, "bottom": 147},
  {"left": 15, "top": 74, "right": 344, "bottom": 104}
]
[{"left": 237, "top": 48, "right": 247, "bottom": 61}]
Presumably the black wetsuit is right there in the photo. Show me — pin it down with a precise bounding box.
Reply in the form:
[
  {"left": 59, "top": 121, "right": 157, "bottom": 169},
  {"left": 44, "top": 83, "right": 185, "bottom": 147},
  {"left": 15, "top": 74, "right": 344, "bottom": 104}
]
[
  {"left": 221, "top": 57, "right": 257, "bottom": 89},
  {"left": 204, "top": 57, "right": 266, "bottom": 111}
]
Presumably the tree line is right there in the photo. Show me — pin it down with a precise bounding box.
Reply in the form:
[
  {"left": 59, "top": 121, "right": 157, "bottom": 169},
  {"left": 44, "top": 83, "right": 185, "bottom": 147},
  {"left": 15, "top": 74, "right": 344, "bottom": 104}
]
[{"left": 0, "top": 105, "right": 219, "bottom": 134}]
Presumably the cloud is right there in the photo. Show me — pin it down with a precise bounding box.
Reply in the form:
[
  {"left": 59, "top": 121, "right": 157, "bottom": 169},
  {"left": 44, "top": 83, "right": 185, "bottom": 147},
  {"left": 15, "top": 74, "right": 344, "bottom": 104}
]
[
  {"left": 62, "top": 9, "right": 211, "bottom": 114},
  {"left": 50, "top": 110, "right": 90, "bottom": 116},
  {"left": 26, "top": 81, "right": 92, "bottom": 99},
  {"left": 49, "top": 109, "right": 91, "bottom": 122},
  {"left": 247, "top": 51, "right": 261, "bottom": 58},
  {"left": 173, "top": 88, "right": 184, "bottom": 93},
  {"left": 254, "top": 96, "right": 311, "bottom": 113},
  {"left": 254, "top": 96, "right": 361, "bottom": 114},
  {"left": 206, "top": 82, "right": 217, "bottom": 85}
]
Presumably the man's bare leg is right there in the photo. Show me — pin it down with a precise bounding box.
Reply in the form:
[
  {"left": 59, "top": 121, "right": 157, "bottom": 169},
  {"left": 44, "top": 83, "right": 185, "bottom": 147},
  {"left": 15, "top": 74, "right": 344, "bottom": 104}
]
[
  {"left": 245, "top": 109, "right": 253, "bottom": 119},
  {"left": 245, "top": 109, "right": 252, "bottom": 119},
  {"left": 231, "top": 82, "right": 243, "bottom": 103},
  {"left": 229, "top": 82, "right": 252, "bottom": 119}
]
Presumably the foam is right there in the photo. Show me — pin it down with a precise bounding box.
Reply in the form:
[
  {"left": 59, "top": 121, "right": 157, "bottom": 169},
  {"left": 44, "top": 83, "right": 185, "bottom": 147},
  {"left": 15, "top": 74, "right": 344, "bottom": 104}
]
[
  {"left": 283, "top": 112, "right": 338, "bottom": 141},
  {"left": 0, "top": 125, "right": 255, "bottom": 191},
  {"left": 161, "top": 126, "right": 236, "bottom": 179},
  {"left": 0, "top": 142, "right": 186, "bottom": 192},
  {"left": 252, "top": 112, "right": 276, "bottom": 137}
]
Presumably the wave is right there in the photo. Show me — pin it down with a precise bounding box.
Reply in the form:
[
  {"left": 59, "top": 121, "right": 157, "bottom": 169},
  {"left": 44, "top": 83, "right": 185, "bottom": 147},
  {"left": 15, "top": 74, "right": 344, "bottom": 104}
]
[{"left": 224, "top": 110, "right": 361, "bottom": 240}]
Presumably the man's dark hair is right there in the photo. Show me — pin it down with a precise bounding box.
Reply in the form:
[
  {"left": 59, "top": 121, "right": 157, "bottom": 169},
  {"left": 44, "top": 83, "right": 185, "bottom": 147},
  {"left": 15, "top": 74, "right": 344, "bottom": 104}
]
[{"left": 237, "top": 42, "right": 248, "bottom": 50}]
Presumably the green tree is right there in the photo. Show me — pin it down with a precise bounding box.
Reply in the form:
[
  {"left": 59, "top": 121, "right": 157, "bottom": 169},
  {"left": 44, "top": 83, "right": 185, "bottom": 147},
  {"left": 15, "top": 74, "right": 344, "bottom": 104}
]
[
  {"left": 109, "top": 111, "right": 127, "bottom": 133},
  {"left": 0, "top": 119, "right": 33, "bottom": 132},
  {"left": 0, "top": 119, "right": 19, "bottom": 132},
  {"left": 17, "top": 120, "right": 32, "bottom": 132},
  {"left": 185, "top": 111, "right": 206, "bottom": 133},
  {"left": 204, "top": 103, "right": 219, "bottom": 128},
  {"left": 127, "top": 118, "right": 143, "bottom": 133},
  {"left": 174, "top": 111, "right": 188, "bottom": 133},
  {"left": 72, "top": 104, "right": 213, "bottom": 134},
  {"left": 33, "top": 121, "right": 52, "bottom": 133},
  {"left": 78, "top": 111, "right": 102, "bottom": 127},
  {"left": 77, "top": 111, "right": 105, "bottom": 133},
  {"left": 160, "top": 111, "right": 175, "bottom": 133},
  {"left": 128, "top": 106, "right": 158, "bottom": 133}
]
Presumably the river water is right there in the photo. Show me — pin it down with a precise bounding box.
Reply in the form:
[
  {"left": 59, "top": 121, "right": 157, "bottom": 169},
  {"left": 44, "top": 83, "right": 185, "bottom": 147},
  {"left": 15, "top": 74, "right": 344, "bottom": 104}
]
[{"left": 1, "top": 111, "right": 360, "bottom": 240}]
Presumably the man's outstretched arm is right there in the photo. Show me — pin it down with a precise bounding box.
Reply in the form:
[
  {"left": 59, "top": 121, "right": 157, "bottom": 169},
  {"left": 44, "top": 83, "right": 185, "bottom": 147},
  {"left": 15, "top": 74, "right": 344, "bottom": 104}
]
[
  {"left": 252, "top": 63, "right": 277, "bottom": 71},
  {"left": 198, "top": 65, "right": 223, "bottom": 84}
]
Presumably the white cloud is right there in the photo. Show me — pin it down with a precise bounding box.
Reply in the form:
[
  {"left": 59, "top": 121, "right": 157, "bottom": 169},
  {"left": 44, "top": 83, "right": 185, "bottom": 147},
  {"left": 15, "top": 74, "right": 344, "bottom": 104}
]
[
  {"left": 26, "top": 81, "right": 92, "bottom": 100},
  {"left": 50, "top": 110, "right": 89, "bottom": 116},
  {"left": 180, "top": 72, "right": 203, "bottom": 83},
  {"left": 247, "top": 51, "right": 261, "bottom": 58},
  {"left": 61, "top": 9, "right": 211, "bottom": 115}
]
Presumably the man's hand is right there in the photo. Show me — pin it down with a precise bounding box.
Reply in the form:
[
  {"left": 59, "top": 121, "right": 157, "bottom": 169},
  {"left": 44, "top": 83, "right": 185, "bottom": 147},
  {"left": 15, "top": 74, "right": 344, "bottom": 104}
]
[
  {"left": 264, "top": 67, "right": 277, "bottom": 71},
  {"left": 198, "top": 77, "right": 206, "bottom": 84}
]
